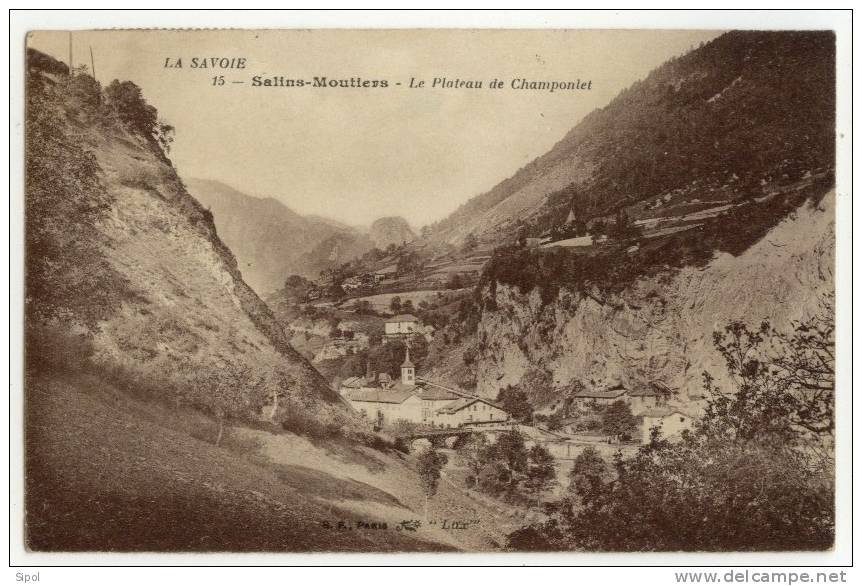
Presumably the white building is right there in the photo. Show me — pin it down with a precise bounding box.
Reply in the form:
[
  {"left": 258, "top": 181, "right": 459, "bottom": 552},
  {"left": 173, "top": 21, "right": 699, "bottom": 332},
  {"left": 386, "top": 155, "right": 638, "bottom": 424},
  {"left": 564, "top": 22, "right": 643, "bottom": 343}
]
[
  {"left": 384, "top": 314, "right": 419, "bottom": 337},
  {"left": 340, "top": 348, "right": 509, "bottom": 428},
  {"left": 434, "top": 396, "right": 510, "bottom": 428}
]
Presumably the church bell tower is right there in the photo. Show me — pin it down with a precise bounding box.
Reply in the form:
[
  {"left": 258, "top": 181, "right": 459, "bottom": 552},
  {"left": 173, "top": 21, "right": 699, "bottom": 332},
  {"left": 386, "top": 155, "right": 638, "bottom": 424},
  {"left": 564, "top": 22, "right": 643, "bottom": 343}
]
[{"left": 401, "top": 346, "right": 415, "bottom": 386}]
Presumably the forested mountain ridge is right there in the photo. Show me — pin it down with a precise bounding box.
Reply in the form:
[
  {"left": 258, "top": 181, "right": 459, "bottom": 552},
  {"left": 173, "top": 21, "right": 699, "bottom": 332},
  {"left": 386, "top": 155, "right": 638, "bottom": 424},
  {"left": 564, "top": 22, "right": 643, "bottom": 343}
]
[{"left": 427, "top": 31, "right": 835, "bottom": 245}]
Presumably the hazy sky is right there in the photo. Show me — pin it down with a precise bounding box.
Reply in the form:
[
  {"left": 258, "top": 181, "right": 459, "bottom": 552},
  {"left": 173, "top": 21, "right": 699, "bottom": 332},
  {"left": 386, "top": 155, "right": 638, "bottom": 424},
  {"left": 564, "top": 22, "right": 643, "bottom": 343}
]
[{"left": 28, "top": 29, "right": 719, "bottom": 228}]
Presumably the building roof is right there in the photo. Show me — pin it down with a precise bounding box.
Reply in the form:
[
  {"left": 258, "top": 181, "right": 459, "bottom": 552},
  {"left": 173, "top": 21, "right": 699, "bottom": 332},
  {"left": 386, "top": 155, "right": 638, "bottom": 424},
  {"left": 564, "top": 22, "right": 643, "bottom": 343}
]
[
  {"left": 573, "top": 388, "right": 629, "bottom": 399},
  {"left": 341, "top": 376, "right": 367, "bottom": 389},
  {"left": 387, "top": 314, "right": 418, "bottom": 323},
  {"left": 436, "top": 396, "right": 502, "bottom": 414},
  {"left": 418, "top": 387, "right": 460, "bottom": 401},
  {"left": 343, "top": 388, "right": 417, "bottom": 404}
]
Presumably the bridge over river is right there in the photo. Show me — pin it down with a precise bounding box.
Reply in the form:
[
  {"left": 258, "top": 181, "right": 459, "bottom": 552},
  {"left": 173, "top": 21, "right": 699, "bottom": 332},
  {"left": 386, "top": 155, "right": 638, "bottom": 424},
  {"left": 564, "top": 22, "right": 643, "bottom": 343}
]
[{"left": 396, "top": 423, "right": 639, "bottom": 459}]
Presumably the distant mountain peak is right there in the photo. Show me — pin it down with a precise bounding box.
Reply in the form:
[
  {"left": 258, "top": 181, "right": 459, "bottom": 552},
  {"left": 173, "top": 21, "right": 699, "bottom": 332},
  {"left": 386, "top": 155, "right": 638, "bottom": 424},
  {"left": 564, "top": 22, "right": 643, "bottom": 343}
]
[
  {"left": 184, "top": 178, "right": 368, "bottom": 294},
  {"left": 369, "top": 216, "right": 416, "bottom": 250}
]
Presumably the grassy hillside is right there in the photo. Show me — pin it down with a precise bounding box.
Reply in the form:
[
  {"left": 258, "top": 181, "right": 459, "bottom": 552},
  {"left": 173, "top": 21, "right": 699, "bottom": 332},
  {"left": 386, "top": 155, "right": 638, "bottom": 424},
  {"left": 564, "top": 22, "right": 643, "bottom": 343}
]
[
  {"left": 23, "top": 48, "right": 524, "bottom": 552},
  {"left": 428, "top": 31, "right": 835, "bottom": 245},
  {"left": 26, "top": 370, "right": 515, "bottom": 551}
]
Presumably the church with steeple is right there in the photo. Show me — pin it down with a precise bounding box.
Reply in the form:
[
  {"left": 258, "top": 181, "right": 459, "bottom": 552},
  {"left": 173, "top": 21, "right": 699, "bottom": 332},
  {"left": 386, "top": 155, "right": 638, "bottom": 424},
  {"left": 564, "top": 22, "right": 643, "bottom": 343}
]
[
  {"left": 337, "top": 346, "right": 509, "bottom": 428},
  {"left": 400, "top": 346, "right": 415, "bottom": 386}
]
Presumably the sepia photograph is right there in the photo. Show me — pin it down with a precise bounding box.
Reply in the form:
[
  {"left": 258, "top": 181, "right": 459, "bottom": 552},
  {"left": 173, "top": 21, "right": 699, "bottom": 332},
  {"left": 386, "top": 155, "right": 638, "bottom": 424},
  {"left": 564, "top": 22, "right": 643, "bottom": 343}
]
[{"left": 9, "top": 10, "right": 852, "bottom": 567}]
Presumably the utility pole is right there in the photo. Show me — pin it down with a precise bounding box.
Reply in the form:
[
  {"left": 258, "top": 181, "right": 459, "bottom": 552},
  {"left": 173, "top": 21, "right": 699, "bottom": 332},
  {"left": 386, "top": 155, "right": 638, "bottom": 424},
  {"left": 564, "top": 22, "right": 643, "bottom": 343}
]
[
  {"left": 89, "top": 45, "right": 95, "bottom": 79},
  {"left": 68, "top": 31, "right": 73, "bottom": 74}
]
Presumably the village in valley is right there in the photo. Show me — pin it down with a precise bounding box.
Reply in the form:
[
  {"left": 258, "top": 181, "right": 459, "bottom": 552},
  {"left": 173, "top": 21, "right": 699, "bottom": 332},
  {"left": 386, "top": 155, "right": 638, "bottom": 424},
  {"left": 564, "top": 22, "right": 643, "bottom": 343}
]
[
  {"left": 256, "top": 158, "right": 833, "bottom": 510},
  {"left": 265, "top": 206, "right": 706, "bottom": 473},
  {"left": 22, "top": 28, "right": 838, "bottom": 553}
]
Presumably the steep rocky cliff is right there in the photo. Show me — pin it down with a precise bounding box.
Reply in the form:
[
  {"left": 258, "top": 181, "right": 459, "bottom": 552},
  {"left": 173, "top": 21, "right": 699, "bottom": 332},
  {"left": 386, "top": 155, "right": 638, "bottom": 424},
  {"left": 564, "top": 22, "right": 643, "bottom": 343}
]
[
  {"left": 472, "top": 191, "right": 835, "bottom": 404},
  {"left": 25, "top": 49, "right": 351, "bottom": 430}
]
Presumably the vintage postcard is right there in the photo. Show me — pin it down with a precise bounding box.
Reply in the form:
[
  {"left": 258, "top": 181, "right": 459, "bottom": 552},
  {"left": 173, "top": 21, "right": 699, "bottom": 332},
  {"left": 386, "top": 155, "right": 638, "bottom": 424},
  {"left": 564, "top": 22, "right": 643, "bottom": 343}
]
[{"left": 12, "top": 13, "right": 851, "bottom": 564}]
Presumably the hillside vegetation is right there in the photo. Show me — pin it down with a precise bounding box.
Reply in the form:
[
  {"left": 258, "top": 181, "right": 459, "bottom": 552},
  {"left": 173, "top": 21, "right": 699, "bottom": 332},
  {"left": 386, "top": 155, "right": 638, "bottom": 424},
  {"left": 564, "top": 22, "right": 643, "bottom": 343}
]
[
  {"left": 27, "top": 369, "right": 519, "bottom": 551},
  {"left": 428, "top": 31, "right": 835, "bottom": 245},
  {"left": 25, "top": 49, "right": 352, "bottom": 433},
  {"left": 24, "top": 48, "right": 527, "bottom": 552}
]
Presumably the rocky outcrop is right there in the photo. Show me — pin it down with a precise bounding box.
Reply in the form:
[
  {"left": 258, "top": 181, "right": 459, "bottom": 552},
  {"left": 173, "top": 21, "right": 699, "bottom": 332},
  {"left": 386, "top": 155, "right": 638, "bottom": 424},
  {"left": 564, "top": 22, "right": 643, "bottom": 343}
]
[
  {"left": 369, "top": 216, "right": 415, "bottom": 250},
  {"left": 474, "top": 191, "right": 835, "bottom": 404}
]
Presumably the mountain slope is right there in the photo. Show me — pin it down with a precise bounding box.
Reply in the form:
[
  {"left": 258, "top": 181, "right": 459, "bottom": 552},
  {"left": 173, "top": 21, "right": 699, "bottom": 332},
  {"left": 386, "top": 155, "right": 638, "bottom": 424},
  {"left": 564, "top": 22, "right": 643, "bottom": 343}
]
[
  {"left": 428, "top": 31, "right": 835, "bottom": 245},
  {"left": 184, "top": 178, "right": 363, "bottom": 294},
  {"left": 466, "top": 190, "right": 834, "bottom": 405},
  {"left": 25, "top": 50, "right": 525, "bottom": 553},
  {"left": 27, "top": 371, "right": 517, "bottom": 551},
  {"left": 25, "top": 48, "right": 352, "bottom": 451}
]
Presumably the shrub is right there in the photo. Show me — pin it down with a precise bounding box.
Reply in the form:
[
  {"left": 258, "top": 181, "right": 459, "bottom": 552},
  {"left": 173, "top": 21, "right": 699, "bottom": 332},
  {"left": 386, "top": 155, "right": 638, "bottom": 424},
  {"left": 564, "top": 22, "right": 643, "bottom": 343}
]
[{"left": 105, "top": 79, "right": 158, "bottom": 137}]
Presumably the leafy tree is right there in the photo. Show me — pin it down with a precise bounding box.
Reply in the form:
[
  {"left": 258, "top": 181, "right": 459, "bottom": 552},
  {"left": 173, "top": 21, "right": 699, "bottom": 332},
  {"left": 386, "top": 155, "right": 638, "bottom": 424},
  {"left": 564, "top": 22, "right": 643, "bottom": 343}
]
[
  {"left": 156, "top": 121, "right": 175, "bottom": 153},
  {"left": 508, "top": 309, "right": 835, "bottom": 551},
  {"left": 601, "top": 399, "right": 638, "bottom": 441},
  {"left": 488, "top": 429, "right": 529, "bottom": 499},
  {"left": 703, "top": 295, "right": 835, "bottom": 439},
  {"left": 365, "top": 337, "right": 428, "bottom": 380},
  {"left": 327, "top": 280, "right": 345, "bottom": 300},
  {"left": 458, "top": 434, "right": 489, "bottom": 487},
  {"left": 188, "top": 363, "right": 267, "bottom": 446},
  {"left": 389, "top": 296, "right": 402, "bottom": 314},
  {"left": 417, "top": 447, "right": 448, "bottom": 521},
  {"left": 516, "top": 225, "right": 529, "bottom": 248},
  {"left": 525, "top": 444, "right": 557, "bottom": 507},
  {"left": 520, "top": 367, "right": 555, "bottom": 406},
  {"left": 63, "top": 65, "right": 102, "bottom": 112},
  {"left": 447, "top": 274, "right": 464, "bottom": 289},
  {"left": 105, "top": 80, "right": 159, "bottom": 137},
  {"left": 265, "top": 371, "right": 295, "bottom": 422},
  {"left": 396, "top": 250, "right": 423, "bottom": 276},
  {"left": 545, "top": 410, "right": 565, "bottom": 431},
  {"left": 496, "top": 386, "right": 533, "bottom": 423},
  {"left": 477, "top": 461, "right": 511, "bottom": 497},
  {"left": 568, "top": 446, "right": 609, "bottom": 505},
  {"left": 573, "top": 219, "right": 588, "bottom": 237},
  {"left": 609, "top": 208, "right": 642, "bottom": 241},
  {"left": 277, "top": 274, "right": 314, "bottom": 305},
  {"left": 368, "top": 330, "right": 383, "bottom": 347},
  {"left": 462, "top": 232, "right": 479, "bottom": 252},
  {"left": 25, "top": 61, "right": 128, "bottom": 331}
]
